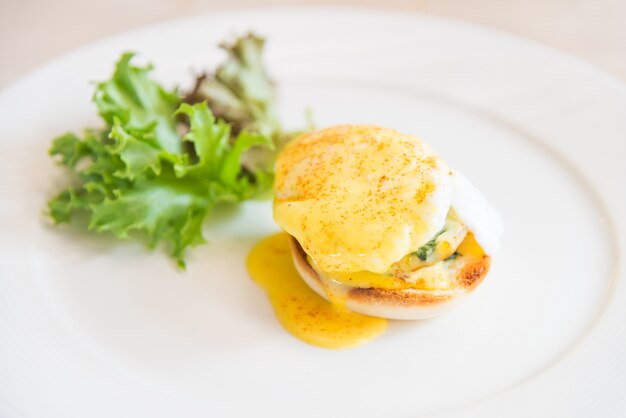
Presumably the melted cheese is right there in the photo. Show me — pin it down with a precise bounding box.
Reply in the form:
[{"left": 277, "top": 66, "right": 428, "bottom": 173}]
[
  {"left": 456, "top": 232, "right": 485, "bottom": 258},
  {"left": 247, "top": 233, "right": 387, "bottom": 349},
  {"left": 312, "top": 261, "right": 411, "bottom": 290},
  {"left": 311, "top": 233, "right": 486, "bottom": 292}
]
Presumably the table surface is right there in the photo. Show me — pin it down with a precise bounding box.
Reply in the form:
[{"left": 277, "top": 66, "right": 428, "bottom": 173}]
[{"left": 1, "top": 0, "right": 625, "bottom": 88}]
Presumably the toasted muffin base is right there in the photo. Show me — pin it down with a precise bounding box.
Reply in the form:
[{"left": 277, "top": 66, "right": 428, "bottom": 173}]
[{"left": 289, "top": 236, "right": 491, "bottom": 320}]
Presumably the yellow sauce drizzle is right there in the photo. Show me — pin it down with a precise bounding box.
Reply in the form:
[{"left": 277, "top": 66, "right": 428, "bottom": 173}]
[{"left": 247, "top": 233, "right": 387, "bottom": 349}]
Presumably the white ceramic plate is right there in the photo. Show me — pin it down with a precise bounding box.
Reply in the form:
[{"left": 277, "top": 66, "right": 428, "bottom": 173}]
[{"left": 1, "top": 7, "right": 625, "bottom": 418}]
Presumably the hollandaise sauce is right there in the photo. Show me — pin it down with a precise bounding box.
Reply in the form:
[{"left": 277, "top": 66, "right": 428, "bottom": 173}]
[{"left": 247, "top": 233, "right": 387, "bottom": 349}]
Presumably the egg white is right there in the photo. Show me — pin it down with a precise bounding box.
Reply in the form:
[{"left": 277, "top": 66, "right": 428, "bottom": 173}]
[{"left": 449, "top": 170, "right": 503, "bottom": 255}]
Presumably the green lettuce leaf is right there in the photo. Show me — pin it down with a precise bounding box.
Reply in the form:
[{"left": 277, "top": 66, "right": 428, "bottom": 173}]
[
  {"left": 88, "top": 175, "right": 211, "bottom": 265},
  {"left": 109, "top": 118, "right": 164, "bottom": 179},
  {"left": 187, "top": 35, "right": 279, "bottom": 137},
  {"left": 185, "top": 34, "right": 299, "bottom": 173},
  {"left": 174, "top": 102, "right": 274, "bottom": 191},
  {"left": 93, "top": 52, "right": 181, "bottom": 154},
  {"left": 48, "top": 51, "right": 275, "bottom": 267}
]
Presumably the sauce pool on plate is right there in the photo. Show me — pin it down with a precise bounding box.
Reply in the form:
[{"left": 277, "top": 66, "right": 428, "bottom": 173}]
[{"left": 247, "top": 233, "right": 387, "bottom": 349}]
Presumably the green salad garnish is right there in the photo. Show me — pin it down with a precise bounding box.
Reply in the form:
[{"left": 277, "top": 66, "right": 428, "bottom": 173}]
[{"left": 47, "top": 34, "right": 295, "bottom": 267}]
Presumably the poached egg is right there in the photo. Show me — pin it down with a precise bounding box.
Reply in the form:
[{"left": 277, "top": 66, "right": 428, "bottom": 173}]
[{"left": 274, "top": 125, "right": 502, "bottom": 274}]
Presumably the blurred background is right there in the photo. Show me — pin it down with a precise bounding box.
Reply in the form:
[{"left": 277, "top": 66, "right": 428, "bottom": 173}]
[{"left": 1, "top": 0, "right": 625, "bottom": 87}]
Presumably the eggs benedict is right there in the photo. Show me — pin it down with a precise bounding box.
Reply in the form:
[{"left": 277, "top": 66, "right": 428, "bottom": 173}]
[{"left": 273, "top": 125, "right": 503, "bottom": 320}]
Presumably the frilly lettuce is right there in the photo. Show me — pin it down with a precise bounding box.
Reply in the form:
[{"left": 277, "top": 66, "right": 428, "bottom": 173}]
[{"left": 48, "top": 38, "right": 282, "bottom": 268}]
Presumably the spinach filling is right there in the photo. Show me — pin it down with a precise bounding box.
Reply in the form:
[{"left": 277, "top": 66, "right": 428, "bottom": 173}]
[
  {"left": 444, "top": 252, "right": 461, "bottom": 261},
  {"left": 413, "top": 229, "right": 446, "bottom": 261}
]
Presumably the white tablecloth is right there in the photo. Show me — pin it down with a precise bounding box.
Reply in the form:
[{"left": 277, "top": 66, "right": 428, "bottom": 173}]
[{"left": 1, "top": 0, "right": 625, "bottom": 87}]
